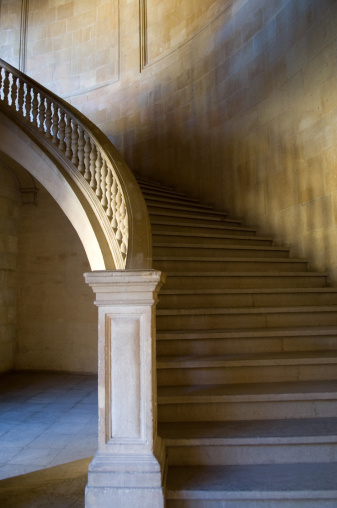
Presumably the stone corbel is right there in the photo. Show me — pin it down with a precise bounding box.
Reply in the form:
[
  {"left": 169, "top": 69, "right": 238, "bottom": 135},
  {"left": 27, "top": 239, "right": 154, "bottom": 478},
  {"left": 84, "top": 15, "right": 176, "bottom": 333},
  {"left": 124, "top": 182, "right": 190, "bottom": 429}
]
[{"left": 84, "top": 269, "right": 166, "bottom": 508}]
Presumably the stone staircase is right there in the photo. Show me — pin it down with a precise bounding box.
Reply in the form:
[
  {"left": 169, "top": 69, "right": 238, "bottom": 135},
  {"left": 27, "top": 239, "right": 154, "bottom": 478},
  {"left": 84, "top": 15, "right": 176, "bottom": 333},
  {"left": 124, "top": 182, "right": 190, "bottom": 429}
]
[{"left": 137, "top": 176, "right": 337, "bottom": 508}]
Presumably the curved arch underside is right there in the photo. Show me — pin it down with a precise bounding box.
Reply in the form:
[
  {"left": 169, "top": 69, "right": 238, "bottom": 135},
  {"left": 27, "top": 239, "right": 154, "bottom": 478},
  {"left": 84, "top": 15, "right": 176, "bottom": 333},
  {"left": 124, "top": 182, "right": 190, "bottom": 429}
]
[{"left": 0, "top": 111, "right": 116, "bottom": 271}]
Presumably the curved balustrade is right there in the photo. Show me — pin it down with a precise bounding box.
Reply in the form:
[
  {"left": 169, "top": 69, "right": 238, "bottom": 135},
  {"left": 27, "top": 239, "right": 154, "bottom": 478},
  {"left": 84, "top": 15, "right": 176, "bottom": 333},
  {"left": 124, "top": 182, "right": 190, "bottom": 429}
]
[{"left": 0, "top": 59, "right": 152, "bottom": 270}]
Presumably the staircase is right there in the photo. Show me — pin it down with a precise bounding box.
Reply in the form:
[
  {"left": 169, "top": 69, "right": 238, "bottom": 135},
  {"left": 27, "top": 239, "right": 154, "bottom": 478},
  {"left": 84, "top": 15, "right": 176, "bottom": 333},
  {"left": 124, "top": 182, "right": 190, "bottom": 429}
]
[{"left": 137, "top": 176, "right": 337, "bottom": 507}]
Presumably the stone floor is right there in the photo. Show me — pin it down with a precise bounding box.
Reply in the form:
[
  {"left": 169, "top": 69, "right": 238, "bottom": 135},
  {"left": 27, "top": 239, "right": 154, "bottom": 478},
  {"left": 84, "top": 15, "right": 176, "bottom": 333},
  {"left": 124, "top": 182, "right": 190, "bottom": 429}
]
[{"left": 0, "top": 371, "right": 98, "bottom": 507}]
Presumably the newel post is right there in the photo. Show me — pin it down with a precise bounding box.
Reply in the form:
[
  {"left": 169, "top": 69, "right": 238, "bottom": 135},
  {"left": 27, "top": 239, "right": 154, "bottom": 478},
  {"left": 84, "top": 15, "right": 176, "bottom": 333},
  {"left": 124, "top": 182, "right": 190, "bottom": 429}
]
[{"left": 84, "top": 270, "right": 166, "bottom": 508}]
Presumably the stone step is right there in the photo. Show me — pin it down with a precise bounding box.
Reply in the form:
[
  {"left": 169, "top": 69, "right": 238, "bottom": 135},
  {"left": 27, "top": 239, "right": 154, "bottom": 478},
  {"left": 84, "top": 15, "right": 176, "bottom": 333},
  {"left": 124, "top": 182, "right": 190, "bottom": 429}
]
[
  {"left": 153, "top": 231, "right": 277, "bottom": 246},
  {"left": 153, "top": 243, "right": 290, "bottom": 259},
  {"left": 156, "top": 326, "right": 337, "bottom": 356},
  {"left": 143, "top": 193, "right": 212, "bottom": 208},
  {"left": 140, "top": 186, "right": 201, "bottom": 203},
  {"left": 157, "top": 288, "right": 337, "bottom": 309},
  {"left": 156, "top": 350, "right": 337, "bottom": 386},
  {"left": 150, "top": 213, "right": 241, "bottom": 226},
  {"left": 159, "top": 418, "right": 337, "bottom": 465},
  {"left": 151, "top": 221, "right": 255, "bottom": 236},
  {"left": 158, "top": 380, "right": 337, "bottom": 422},
  {"left": 154, "top": 257, "right": 308, "bottom": 273},
  {"left": 165, "top": 463, "right": 337, "bottom": 507},
  {"left": 147, "top": 202, "right": 228, "bottom": 217},
  {"left": 136, "top": 178, "right": 187, "bottom": 196},
  {"left": 156, "top": 305, "right": 337, "bottom": 330},
  {"left": 164, "top": 272, "right": 328, "bottom": 289}
]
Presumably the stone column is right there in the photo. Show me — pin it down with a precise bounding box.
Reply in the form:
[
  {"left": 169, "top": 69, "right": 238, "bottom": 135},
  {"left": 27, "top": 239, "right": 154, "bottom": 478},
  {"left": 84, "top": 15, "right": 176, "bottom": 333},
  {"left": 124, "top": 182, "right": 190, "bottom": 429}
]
[{"left": 84, "top": 270, "right": 166, "bottom": 508}]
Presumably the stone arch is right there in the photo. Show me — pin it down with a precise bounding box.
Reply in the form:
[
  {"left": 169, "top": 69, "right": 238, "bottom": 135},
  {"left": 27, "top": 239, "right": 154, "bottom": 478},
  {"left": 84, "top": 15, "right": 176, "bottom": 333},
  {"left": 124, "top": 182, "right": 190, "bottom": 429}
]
[{"left": 0, "top": 110, "right": 116, "bottom": 270}]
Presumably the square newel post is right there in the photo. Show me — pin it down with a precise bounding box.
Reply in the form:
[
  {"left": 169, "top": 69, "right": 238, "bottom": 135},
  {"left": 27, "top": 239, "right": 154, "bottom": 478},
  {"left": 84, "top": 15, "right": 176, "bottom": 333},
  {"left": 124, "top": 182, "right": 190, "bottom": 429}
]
[{"left": 84, "top": 270, "right": 167, "bottom": 508}]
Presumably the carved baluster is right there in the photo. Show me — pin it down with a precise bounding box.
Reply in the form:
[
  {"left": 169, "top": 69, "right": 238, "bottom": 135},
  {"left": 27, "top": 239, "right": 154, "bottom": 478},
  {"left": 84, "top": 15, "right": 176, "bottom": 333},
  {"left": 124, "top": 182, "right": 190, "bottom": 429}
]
[
  {"left": 52, "top": 104, "right": 59, "bottom": 144},
  {"left": 58, "top": 110, "right": 66, "bottom": 152},
  {"left": 2, "top": 69, "right": 10, "bottom": 105},
  {"left": 123, "top": 207, "right": 129, "bottom": 254},
  {"left": 89, "top": 141, "right": 97, "bottom": 189},
  {"left": 45, "top": 98, "right": 52, "bottom": 139},
  {"left": 11, "top": 75, "right": 18, "bottom": 110},
  {"left": 100, "top": 158, "right": 107, "bottom": 206},
  {"left": 111, "top": 177, "right": 117, "bottom": 229},
  {"left": 31, "top": 88, "right": 39, "bottom": 126},
  {"left": 106, "top": 165, "right": 112, "bottom": 218},
  {"left": 95, "top": 151, "right": 102, "bottom": 198},
  {"left": 83, "top": 133, "right": 91, "bottom": 181},
  {"left": 77, "top": 127, "right": 85, "bottom": 174},
  {"left": 25, "top": 85, "right": 33, "bottom": 122},
  {"left": 17, "top": 79, "right": 25, "bottom": 117},
  {"left": 115, "top": 184, "right": 123, "bottom": 241},
  {"left": 71, "top": 120, "right": 79, "bottom": 166},
  {"left": 64, "top": 114, "right": 72, "bottom": 158},
  {"left": 120, "top": 199, "right": 127, "bottom": 254},
  {"left": 38, "top": 94, "right": 45, "bottom": 132}
]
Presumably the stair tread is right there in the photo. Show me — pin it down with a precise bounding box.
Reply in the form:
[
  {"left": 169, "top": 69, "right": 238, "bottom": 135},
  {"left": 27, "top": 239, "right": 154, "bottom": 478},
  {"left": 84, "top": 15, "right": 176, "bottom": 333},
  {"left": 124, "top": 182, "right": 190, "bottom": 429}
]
[
  {"left": 151, "top": 220, "right": 253, "bottom": 230},
  {"left": 157, "top": 350, "right": 337, "bottom": 368},
  {"left": 158, "top": 380, "right": 337, "bottom": 403},
  {"left": 158, "top": 417, "right": 337, "bottom": 441},
  {"left": 154, "top": 256, "right": 306, "bottom": 263},
  {"left": 167, "top": 271, "right": 327, "bottom": 276},
  {"left": 145, "top": 196, "right": 214, "bottom": 209},
  {"left": 147, "top": 202, "right": 228, "bottom": 214},
  {"left": 154, "top": 242, "right": 288, "bottom": 251},
  {"left": 157, "top": 325, "right": 337, "bottom": 339},
  {"left": 153, "top": 231, "right": 266, "bottom": 240},
  {"left": 166, "top": 462, "right": 337, "bottom": 496},
  {"left": 157, "top": 305, "right": 337, "bottom": 315},
  {"left": 160, "top": 287, "right": 337, "bottom": 295}
]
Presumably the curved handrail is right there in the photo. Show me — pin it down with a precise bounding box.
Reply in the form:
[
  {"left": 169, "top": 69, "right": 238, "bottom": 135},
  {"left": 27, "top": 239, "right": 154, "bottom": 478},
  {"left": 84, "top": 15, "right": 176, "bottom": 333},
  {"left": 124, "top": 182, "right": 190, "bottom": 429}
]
[{"left": 0, "top": 58, "right": 152, "bottom": 270}]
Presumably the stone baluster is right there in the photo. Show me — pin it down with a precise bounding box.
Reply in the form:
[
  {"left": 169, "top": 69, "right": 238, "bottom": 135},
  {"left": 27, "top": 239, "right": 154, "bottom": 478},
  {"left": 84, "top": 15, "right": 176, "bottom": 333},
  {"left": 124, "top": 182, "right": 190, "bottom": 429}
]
[
  {"left": 38, "top": 94, "right": 45, "bottom": 132},
  {"left": 95, "top": 150, "right": 102, "bottom": 198},
  {"left": 11, "top": 75, "right": 18, "bottom": 110},
  {"left": 83, "top": 133, "right": 91, "bottom": 181},
  {"left": 115, "top": 184, "right": 123, "bottom": 241},
  {"left": 119, "top": 199, "right": 127, "bottom": 255},
  {"left": 25, "top": 85, "right": 33, "bottom": 122},
  {"left": 111, "top": 178, "right": 117, "bottom": 229},
  {"left": 77, "top": 127, "right": 85, "bottom": 174},
  {"left": 106, "top": 165, "right": 112, "bottom": 218},
  {"left": 45, "top": 98, "right": 52, "bottom": 139},
  {"left": 71, "top": 120, "right": 79, "bottom": 166},
  {"left": 17, "top": 79, "right": 25, "bottom": 117},
  {"left": 89, "top": 141, "right": 97, "bottom": 189},
  {"left": 64, "top": 113, "right": 72, "bottom": 158},
  {"left": 2, "top": 69, "right": 10, "bottom": 105},
  {"left": 100, "top": 158, "right": 107, "bottom": 207},
  {"left": 52, "top": 104, "right": 59, "bottom": 144},
  {"left": 31, "top": 88, "right": 39, "bottom": 127},
  {"left": 58, "top": 110, "right": 66, "bottom": 152}
]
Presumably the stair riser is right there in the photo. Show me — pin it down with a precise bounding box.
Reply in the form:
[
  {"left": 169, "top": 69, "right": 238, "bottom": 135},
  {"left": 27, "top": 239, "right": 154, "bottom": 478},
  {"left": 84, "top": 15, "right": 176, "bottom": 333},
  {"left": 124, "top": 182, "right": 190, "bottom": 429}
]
[
  {"left": 154, "top": 260, "right": 308, "bottom": 273},
  {"left": 164, "top": 275, "right": 328, "bottom": 290},
  {"left": 152, "top": 224, "right": 254, "bottom": 236},
  {"left": 145, "top": 196, "right": 211, "bottom": 208},
  {"left": 154, "top": 246, "right": 289, "bottom": 258},
  {"left": 156, "top": 311, "right": 337, "bottom": 331},
  {"left": 157, "top": 336, "right": 337, "bottom": 356},
  {"left": 150, "top": 214, "right": 240, "bottom": 226},
  {"left": 157, "top": 292, "right": 337, "bottom": 309},
  {"left": 147, "top": 204, "right": 228, "bottom": 216},
  {"left": 166, "top": 499, "right": 337, "bottom": 507},
  {"left": 166, "top": 442, "right": 337, "bottom": 466},
  {"left": 153, "top": 234, "right": 272, "bottom": 246},
  {"left": 158, "top": 399, "right": 337, "bottom": 422},
  {"left": 157, "top": 364, "right": 337, "bottom": 386}
]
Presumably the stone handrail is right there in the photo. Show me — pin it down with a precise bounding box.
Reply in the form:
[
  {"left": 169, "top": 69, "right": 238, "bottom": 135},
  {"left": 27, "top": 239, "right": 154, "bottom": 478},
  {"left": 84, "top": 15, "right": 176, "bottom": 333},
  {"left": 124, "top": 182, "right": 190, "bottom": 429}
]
[{"left": 0, "top": 58, "right": 152, "bottom": 270}]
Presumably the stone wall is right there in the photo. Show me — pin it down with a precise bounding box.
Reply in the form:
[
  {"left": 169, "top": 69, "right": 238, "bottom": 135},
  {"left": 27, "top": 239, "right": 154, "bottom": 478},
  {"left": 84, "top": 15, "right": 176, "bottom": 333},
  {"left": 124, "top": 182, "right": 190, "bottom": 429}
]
[
  {"left": 2, "top": 0, "right": 337, "bottom": 283},
  {"left": 0, "top": 166, "right": 19, "bottom": 373},
  {"left": 16, "top": 184, "right": 98, "bottom": 374}
]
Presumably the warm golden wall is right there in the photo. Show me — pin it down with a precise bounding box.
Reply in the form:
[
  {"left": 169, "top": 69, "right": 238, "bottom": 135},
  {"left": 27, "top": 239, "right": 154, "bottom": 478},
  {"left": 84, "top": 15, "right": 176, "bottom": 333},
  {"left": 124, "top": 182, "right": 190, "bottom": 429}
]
[
  {"left": 0, "top": 166, "right": 19, "bottom": 373},
  {"left": 2, "top": 0, "right": 337, "bottom": 283},
  {"left": 16, "top": 184, "right": 98, "bottom": 373},
  {"left": 75, "top": 0, "right": 337, "bottom": 282}
]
